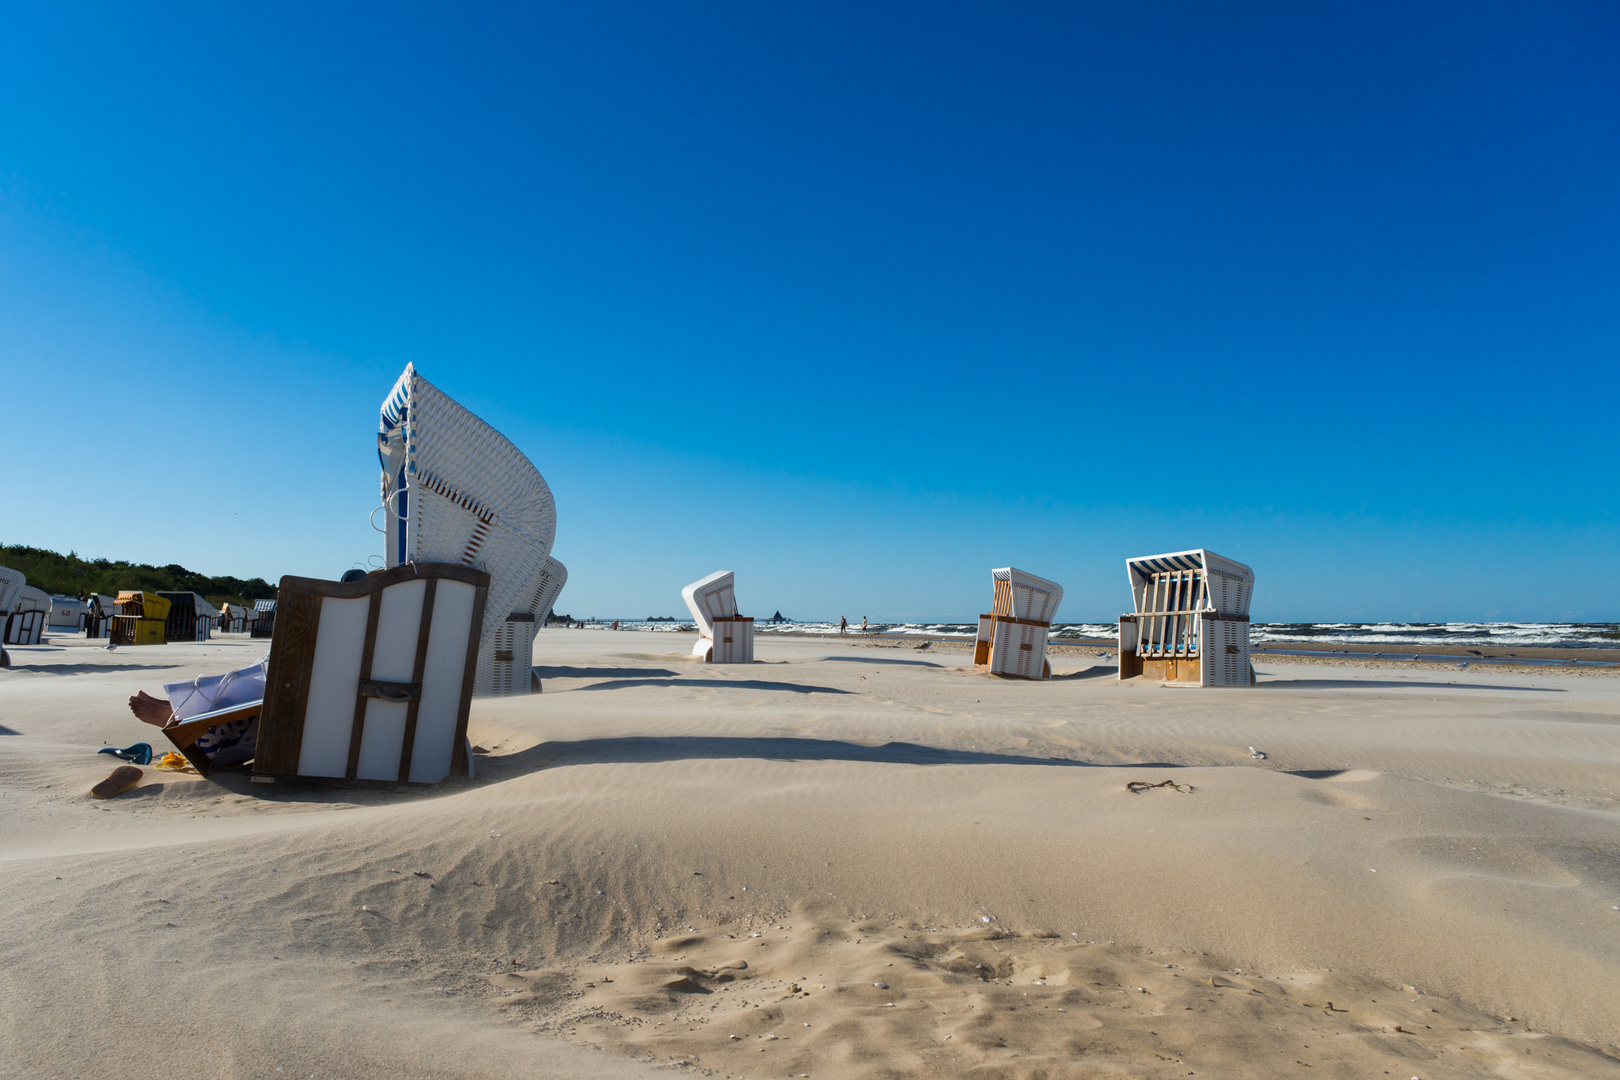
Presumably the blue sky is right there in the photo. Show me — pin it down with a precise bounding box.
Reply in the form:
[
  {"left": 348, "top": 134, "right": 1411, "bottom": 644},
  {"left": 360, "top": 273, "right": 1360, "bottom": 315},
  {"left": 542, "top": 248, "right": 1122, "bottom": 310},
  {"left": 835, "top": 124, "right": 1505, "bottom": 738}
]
[{"left": 2, "top": 2, "right": 1616, "bottom": 622}]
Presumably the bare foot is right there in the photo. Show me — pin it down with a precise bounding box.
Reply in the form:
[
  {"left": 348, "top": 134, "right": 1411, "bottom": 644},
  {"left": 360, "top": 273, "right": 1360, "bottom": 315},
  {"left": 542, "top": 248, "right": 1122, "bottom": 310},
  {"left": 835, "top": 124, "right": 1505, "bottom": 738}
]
[{"left": 128, "top": 691, "right": 173, "bottom": 727}]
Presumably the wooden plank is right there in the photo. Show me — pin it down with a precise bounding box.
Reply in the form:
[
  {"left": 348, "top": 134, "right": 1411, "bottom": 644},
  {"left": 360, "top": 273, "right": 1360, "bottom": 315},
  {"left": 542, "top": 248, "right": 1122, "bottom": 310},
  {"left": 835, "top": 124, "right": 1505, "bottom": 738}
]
[
  {"left": 396, "top": 577, "right": 438, "bottom": 784},
  {"left": 345, "top": 590, "right": 383, "bottom": 780},
  {"left": 253, "top": 587, "right": 324, "bottom": 778},
  {"left": 448, "top": 575, "right": 489, "bottom": 779},
  {"left": 992, "top": 578, "right": 1012, "bottom": 618}
]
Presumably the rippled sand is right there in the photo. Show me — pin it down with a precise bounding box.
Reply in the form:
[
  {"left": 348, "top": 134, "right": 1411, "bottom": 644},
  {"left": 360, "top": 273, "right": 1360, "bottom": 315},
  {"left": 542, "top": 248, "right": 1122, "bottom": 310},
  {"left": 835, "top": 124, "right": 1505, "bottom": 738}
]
[{"left": 2, "top": 630, "right": 1617, "bottom": 1078}]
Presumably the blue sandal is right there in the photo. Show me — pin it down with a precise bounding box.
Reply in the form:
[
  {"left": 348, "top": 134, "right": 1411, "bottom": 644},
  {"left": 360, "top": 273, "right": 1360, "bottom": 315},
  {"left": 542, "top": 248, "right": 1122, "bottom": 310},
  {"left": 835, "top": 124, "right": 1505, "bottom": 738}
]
[{"left": 99, "top": 743, "right": 153, "bottom": 765}]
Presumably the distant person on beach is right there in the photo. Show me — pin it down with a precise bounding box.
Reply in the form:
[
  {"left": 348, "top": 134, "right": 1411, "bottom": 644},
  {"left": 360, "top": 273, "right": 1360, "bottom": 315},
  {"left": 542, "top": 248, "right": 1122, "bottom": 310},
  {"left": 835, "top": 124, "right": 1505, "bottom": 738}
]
[
  {"left": 127, "top": 659, "right": 267, "bottom": 766},
  {"left": 840, "top": 616, "right": 847, "bottom": 635},
  {"left": 861, "top": 616, "right": 868, "bottom": 633}
]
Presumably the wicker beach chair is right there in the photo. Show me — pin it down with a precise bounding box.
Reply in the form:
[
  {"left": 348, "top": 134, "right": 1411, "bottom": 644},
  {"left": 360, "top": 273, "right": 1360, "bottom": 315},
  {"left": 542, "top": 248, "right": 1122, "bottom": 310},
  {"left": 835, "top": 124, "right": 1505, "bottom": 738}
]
[
  {"left": 47, "top": 596, "right": 88, "bottom": 632},
  {"left": 109, "top": 591, "right": 170, "bottom": 646},
  {"left": 245, "top": 562, "right": 489, "bottom": 784},
  {"left": 158, "top": 591, "right": 214, "bottom": 643},
  {"left": 682, "top": 570, "right": 754, "bottom": 663},
  {"left": 251, "top": 599, "right": 277, "bottom": 639},
  {"left": 973, "top": 568, "right": 1063, "bottom": 680},
  {"left": 1117, "top": 549, "right": 1254, "bottom": 687},
  {"left": 377, "top": 365, "right": 568, "bottom": 694}
]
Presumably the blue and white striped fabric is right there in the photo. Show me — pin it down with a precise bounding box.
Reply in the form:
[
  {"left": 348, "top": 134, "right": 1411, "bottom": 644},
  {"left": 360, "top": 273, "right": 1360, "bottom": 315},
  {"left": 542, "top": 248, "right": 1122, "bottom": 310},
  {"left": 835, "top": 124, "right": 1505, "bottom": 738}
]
[{"left": 1126, "top": 551, "right": 1205, "bottom": 576}]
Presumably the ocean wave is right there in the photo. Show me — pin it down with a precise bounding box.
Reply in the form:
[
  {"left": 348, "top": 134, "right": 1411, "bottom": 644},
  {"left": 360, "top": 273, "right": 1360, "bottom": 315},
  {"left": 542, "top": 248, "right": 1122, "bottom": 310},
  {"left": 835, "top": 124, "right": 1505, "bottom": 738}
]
[{"left": 589, "top": 619, "right": 1620, "bottom": 648}]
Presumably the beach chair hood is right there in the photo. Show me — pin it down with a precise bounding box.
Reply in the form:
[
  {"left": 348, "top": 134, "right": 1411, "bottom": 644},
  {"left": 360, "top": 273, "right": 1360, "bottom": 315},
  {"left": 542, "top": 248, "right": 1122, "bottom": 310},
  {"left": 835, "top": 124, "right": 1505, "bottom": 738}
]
[
  {"left": 1125, "top": 549, "right": 1253, "bottom": 619},
  {"left": 377, "top": 364, "right": 565, "bottom": 645}
]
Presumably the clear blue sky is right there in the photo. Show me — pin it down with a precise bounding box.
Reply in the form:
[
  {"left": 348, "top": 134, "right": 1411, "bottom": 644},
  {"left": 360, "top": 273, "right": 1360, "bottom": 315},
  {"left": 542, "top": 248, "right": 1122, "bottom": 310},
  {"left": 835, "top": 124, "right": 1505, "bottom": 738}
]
[{"left": 2, "top": 2, "right": 1616, "bottom": 622}]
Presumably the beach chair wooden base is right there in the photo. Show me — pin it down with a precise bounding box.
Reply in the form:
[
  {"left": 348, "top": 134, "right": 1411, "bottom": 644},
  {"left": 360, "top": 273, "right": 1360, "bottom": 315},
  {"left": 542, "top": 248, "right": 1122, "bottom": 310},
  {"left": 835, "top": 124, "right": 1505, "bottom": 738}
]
[{"left": 1119, "top": 614, "right": 1252, "bottom": 687}]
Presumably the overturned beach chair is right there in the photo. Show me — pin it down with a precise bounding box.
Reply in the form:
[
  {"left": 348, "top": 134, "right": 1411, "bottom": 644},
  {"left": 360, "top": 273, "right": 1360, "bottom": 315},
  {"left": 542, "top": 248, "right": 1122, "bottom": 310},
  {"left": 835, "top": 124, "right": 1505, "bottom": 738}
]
[
  {"left": 682, "top": 570, "right": 753, "bottom": 663},
  {"left": 973, "top": 568, "right": 1062, "bottom": 680},
  {"left": 1118, "top": 549, "right": 1254, "bottom": 687},
  {"left": 235, "top": 562, "right": 489, "bottom": 784},
  {"left": 110, "top": 591, "right": 170, "bottom": 646},
  {"left": 377, "top": 364, "right": 567, "bottom": 696}
]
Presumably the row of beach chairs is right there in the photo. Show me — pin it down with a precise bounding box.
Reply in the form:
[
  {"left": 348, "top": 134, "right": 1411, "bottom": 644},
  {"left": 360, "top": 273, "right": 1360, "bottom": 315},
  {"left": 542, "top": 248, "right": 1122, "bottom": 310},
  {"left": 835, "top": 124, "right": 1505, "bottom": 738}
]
[
  {"left": 4, "top": 362, "right": 1252, "bottom": 787},
  {"left": 681, "top": 553, "right": 1255, "bottom": 688}
]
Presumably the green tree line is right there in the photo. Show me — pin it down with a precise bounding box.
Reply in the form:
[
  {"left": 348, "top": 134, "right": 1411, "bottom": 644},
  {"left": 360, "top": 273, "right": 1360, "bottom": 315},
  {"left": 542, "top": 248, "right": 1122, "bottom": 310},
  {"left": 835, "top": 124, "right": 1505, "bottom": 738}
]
[{"left": 1, "top": 544, "right": 277, "bottom": 610}]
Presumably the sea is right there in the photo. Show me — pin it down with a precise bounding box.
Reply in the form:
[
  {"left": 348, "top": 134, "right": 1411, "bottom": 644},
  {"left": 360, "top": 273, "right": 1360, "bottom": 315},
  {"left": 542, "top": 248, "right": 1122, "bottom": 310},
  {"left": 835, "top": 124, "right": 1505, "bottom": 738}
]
[{"left": 590, "top": 620, "right": 1620, "bottom": 649}]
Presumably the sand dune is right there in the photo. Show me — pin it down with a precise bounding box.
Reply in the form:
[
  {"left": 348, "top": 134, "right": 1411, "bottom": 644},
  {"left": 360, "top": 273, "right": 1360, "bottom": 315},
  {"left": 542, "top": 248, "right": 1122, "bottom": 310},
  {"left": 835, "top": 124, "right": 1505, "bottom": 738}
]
[{"left": 2, "top": 630, "right": 1618, "bottom": 1078}]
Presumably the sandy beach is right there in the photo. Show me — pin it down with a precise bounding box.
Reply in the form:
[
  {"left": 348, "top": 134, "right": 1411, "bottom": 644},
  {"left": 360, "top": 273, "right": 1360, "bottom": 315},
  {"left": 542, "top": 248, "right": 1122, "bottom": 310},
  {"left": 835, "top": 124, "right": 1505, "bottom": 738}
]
[{"left": 3, "top": 630, "right": 1618, "bottom": 1079}]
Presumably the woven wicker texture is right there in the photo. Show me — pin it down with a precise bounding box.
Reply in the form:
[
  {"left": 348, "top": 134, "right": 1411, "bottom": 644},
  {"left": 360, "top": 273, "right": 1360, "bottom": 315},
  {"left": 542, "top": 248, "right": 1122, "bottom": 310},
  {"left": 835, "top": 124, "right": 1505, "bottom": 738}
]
[
  {"left": 378, "top": 364, "right": 563, "bottom": 646},
  {"left": 412, "top": 485, "right": 556, "bottom": 644},
  {"left": 380, "top": 364, "right": 556, "bottom": 553},
  {"left": 0, "top": 566, "right": 25, "bottom": 614},
  {"left": 472, "top": 553, "right": 567, "bottom": 696}
]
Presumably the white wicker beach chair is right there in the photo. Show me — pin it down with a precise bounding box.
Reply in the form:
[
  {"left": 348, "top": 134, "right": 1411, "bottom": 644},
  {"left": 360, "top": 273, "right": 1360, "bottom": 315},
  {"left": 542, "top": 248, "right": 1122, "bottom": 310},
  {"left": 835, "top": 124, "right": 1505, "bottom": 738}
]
[
  {"left": 1117, "top": 549, "right": 1254, "bottom": 687},
  {"left": 682, "top": 570, "right": 753, "bottom": 663},
  {"left": 972, "top": 568, "right": 1063, "bottom": 680},
  {"left": 377, "top": 365, "right": 567, "bottom": 664}
]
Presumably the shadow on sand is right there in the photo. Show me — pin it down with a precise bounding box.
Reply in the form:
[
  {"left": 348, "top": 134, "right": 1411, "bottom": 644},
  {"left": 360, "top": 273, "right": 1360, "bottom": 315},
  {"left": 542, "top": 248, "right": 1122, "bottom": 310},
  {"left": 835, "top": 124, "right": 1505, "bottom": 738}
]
[
  {"left": 1049, "top": 665, "right": 1118, "bottom": 681},
  {"left": 3, "top": 663, "right": 178, "bottom": 675},
  {"left": 478, "top": 735, "right": 1193, "bottom": 778},
  {"left": 534, "top": 666, "right": 682, "bottom": 680},
  {"left": 820, "top": 656, "right": 944, "bottom": 669},
  {"left": 567, "top": 678, "right": 853, "bottom": 696},
  {"left": 1262, "top": 678, "right": 1563, "bottom": 693}
]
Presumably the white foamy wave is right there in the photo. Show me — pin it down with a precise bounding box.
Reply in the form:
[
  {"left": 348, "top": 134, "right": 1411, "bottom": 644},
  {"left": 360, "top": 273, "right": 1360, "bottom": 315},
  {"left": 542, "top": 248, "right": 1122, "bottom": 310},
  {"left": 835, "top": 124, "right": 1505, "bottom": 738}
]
[{"left": 584, "top": 619, "right": 1619, "bottom": 649}]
